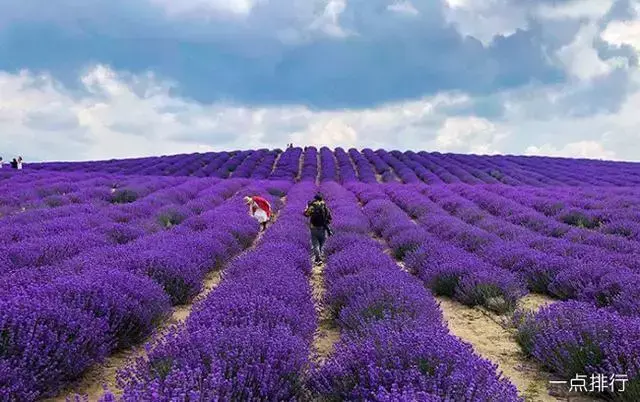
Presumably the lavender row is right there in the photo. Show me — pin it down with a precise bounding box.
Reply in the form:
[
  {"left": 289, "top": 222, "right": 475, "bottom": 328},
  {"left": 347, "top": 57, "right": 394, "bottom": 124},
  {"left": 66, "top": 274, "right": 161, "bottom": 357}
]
[
  {"left": 0, "top": 179, "right": 245, "bottom": 276},
  {"left": 514, "top": 301, "right": 640, "bottom": 401},
  {"left": 300, "top": 146, "right": 319, "bottom": 182},
  {"left": 0, "top": 176, "right": 219, "bottom": 241},
  {"left": 231, "top": 149, "right": 269, "bottom": 178},
  {"left": 116, "top": 182, "right": 316, "bottom": 400},
  {"left": 386, "top": 184, "right": 640, "bottom": 317},
  {"left": 310, "top": 182, "right": 520, "bottom": 400},
  {"left": 24, "top": 148, "right": 640, "bottom": 186},
  {"left": 357, "top": 183, "right": 638, "bottom": 400},
  {"left": 376, "top": 149, "right": 420, "bottom": 184},
  {"left": 334, "top": 147, "right": 357, "bottom": 183},
  {"left": 0, "top": 179, "right": 281, "bottom": 400},
  {"left": 348, "top": 148, "right": 377, "bottom": 183},
  {"left": 349, "top": 183, "right": 527, "bottom": 314},
  {"left": 486, "top": 185, "right": 640, "bottom": 242},
  {"left": 320, "top": 146, "right": 338, "bottom": 182},
  {"left": 269, "top": 146, "right": 303, "bottom": 181},
  {"left": 450, "top": 185, "right": 640, "bottom": 258},
  {"left": 29, "top": 152, "right": 232, "bottom": 177},
  {"left": 0, "top": 172, "right": 186, "bottom": 218},
  {"left": 214, "top": 150, "right": 251, "bottom": 178},
  {"left": 250, "top": 150, "right": 279, "bottom": 180}
]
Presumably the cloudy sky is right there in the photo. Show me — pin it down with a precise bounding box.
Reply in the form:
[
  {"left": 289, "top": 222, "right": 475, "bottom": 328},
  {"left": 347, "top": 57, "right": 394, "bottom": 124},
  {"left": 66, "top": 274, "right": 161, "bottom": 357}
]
[{"left": 1, "top": 0, "right": 639, "bottom": 162}]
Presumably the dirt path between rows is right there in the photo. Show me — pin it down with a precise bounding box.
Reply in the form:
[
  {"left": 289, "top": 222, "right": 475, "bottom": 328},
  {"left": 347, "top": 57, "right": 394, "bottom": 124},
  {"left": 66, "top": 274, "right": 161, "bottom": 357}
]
[
  {"left": 295, "top": 148, "right": 304, "bottom": 182},
  {"left": 438, "top": 294, "right": 598, "bottom": 402},
  {"left": 310, "top": 262, "right": 340, "bottom": 362},
  {"left": 438, "top": 296, "right": 558, "bottom": 402},
  {"left": 49, "top": 198, "right": 282, "bottom": 402}
]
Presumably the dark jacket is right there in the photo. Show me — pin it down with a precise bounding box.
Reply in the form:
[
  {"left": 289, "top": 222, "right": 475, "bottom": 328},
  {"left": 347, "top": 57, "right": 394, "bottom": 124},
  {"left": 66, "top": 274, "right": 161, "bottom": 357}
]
[{"left": 304, "top": 200, "right": 332, "bottom": 228}]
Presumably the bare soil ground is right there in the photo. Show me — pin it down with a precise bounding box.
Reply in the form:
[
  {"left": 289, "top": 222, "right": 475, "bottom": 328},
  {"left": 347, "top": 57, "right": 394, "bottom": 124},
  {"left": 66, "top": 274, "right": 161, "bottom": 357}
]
[
  {"left": 438, "top": 296, "right": 559, "bottom": 402},
  {"left": 438, "top": 295, "right": 599, "bottom": 402},
  {"left": 518, "top": 293, "right": 555, "bottom": 312},
  {"left": 310, "top": 262, "right": 340, "bottom": 362}
]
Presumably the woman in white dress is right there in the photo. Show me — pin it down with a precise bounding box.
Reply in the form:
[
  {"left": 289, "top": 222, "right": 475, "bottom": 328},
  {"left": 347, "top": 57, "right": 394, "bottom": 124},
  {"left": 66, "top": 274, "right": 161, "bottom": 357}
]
[{"left": 244, "top": 195, "right": 272, "bottom": 232}]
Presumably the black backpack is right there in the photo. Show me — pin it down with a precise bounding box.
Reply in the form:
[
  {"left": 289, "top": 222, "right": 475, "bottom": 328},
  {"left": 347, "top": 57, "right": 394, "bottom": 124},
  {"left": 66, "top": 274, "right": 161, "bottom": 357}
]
[{"left": 309, "top": 201, "right": 328, "bottom": 227}]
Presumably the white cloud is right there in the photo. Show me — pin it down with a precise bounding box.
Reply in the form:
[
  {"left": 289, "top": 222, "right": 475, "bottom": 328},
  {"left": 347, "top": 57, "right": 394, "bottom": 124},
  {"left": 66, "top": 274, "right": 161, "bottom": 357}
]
[
  {"left": 2, "top": 65, "right": 640, "bottom": 163},
  {"left": 442, "top": 0, "right": 618, "bottom": 48},
  {"left": 0, "top": 67, "right": 245, "bottom": 161},
  {"left": 308, "top": 0, "right": 350, "bottom": 38},
  {"left": 442, "top": 0, "right": 528, "bottom": 45},
  {"left": 291, "top": 118, "right": 357, "bottom": 148},
  {"left": 556, "top": 23, "right": 612, "bottom": 81},
  {"left": 535, "top": 0, "right": 614, "bottom": 21},
  {"left": 601, "top": 20, "right": 640, "bottom": 52},
  {"left": 525, "top": 141, "right": 617, "bottom": 160},
  {"left": 387, "top": 1, "right": 419, "bottom": 16},
  {"left": 433, "top": 116, "right": 508, "bottom": 154},
  {"left": 148, "top": 0, "right": 261, "bottom": 18}
]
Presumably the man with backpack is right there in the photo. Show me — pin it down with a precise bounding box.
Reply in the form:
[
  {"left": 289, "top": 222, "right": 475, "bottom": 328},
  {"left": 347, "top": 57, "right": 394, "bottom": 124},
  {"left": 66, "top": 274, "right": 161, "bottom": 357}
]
[{"left": 304, "top": 192, "right": 333, "bottom": 265}]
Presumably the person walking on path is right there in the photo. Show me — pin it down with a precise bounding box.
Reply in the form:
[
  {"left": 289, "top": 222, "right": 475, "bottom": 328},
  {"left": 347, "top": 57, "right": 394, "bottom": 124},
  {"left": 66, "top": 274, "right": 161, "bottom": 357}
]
[
  {"left": 244, "top": 195, "right": 272, "bottom": 232},
  {"left": 304, "top": 192, "right": 333, "bottom": 265}
]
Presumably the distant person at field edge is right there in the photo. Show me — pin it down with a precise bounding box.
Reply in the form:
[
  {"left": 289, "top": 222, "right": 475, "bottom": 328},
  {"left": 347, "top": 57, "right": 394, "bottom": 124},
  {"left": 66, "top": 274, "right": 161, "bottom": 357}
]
[
  {"left": 17, "top": 156, "right": 23, "bottom": 170},
  {"left": 0, "top": 156, "right": 3, "bottom": 168},
  {"left": 9, "top": 158, "right": 18, "bottom": 169},
  {"left": 304, "top": 192, "right": 333, "bottom": 265},
  {"left": 244, "top": 195, "right": 272, "bottom": 232}
]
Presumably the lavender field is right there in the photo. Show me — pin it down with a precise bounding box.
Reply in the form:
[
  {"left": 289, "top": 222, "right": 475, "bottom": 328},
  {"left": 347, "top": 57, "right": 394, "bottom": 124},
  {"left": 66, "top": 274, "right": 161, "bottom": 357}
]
[{"left": 1, "top": 148, "right": 639, "bottom": 401}]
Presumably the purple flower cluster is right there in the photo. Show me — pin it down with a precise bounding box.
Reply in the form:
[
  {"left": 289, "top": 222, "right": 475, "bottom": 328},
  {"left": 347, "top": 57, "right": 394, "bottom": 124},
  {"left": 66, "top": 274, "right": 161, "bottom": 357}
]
[
  {"left": 349, "top": 183, "right": 527, "bottom": 314},
  {"left": 117, "top": 183, "right": 316, "bottom": 400},
  {"left": 361, "top": 148, "right": 393, "bottom": 178},
  {"left": 390, "top": 184, "right": 640, "bottom": 306},
  {"left": 402, "top": 151, "right": 445, "bottom": 184},
  {"left": 300, "top": 146, "right": 319, "bottom": 182},
  {"left": 0, "top": 175, "right": 277, "bottom": 400},
  {"left": 514, "top": 301, "right": 640, "bottom": 401},
  {"left": 231, "top": 149, "right": 268, "bottom": 178},
  {"left": 250, "top": 150, "right": 279, "bottom": 179},
  {"left": 348, "top": 148, "right": 377, "bottom": 183},
  {"left": 320, "top": 146, "right": 338, "bottom": 182},
  {"left": 312, "top": 182, "right": 520, "bottom": 400},
  {"left": 215, "top": 150, "right": 252, "bottom": 178},
  {"left": 23, "top": 148, "right": 640, "bottom": 186},
  {"left": 334, "top": 147, "right": 357, "bottom": 183},
  {"left": 270, "top": 147, "right": 303, "bottom": 181},
  {"left": 5, "top": 147, "right": 640, "bottom": 401},
  {"left": 376, "top": 150, "right": 420, "bottom": 183}
]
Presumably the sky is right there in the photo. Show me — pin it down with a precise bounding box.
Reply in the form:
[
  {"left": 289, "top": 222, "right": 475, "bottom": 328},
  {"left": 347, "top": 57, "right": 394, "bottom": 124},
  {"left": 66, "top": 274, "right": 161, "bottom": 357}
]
[{"left": 0, "top": 0, "right": 639, "bottom": 162}]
